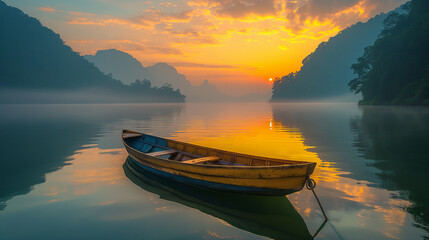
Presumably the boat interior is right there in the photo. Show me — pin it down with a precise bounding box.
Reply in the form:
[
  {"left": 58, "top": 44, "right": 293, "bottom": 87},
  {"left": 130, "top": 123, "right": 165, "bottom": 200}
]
[{"left": 123, "top": 131, "right": 308, "bottom": 167}]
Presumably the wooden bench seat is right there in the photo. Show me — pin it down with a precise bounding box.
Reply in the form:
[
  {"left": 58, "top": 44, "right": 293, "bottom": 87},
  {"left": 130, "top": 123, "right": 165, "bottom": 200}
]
[
  {"left": 122, "top": 133, "right": 143, "bottom": 139},
  {"left": 147, "top": 149, "right": 177, "bottom": 157},
  {"left": 182, "top": 156, "right": 220, "bottom": 164}
]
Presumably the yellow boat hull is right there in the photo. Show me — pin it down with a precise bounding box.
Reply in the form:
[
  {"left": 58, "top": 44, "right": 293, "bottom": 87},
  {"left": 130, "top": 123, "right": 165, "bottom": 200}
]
[{"left": 122, "top": 130, "right": 316, "bottom": 196}]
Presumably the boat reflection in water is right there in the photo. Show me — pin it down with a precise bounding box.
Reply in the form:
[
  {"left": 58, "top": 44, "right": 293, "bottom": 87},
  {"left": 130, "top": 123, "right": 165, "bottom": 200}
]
[{"left": 124, "top": 157, "right": 315, "bottom": 240}]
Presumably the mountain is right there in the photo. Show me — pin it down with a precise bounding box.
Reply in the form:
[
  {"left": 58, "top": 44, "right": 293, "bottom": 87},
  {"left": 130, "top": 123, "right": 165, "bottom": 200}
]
[
  {"left": 349, "top": 0, "right": 428, "bottom": 105},
  {"left": 85, "top": 49, "right": 263, "bottom": 102},
  {"left": 0, "top": 1, "right": 184, "bottom": 103},
  {"left": 271, "top": 4, "right": 409, "bottom": 102},
  {"left": 144, "top": 62, "right": 190, "bottom": 90},
  {"left": 84, "top": 49, "right": 188, "bottom": 88},
  {"left": 84, "top": 49, "right": 149, "bottom": 85}
]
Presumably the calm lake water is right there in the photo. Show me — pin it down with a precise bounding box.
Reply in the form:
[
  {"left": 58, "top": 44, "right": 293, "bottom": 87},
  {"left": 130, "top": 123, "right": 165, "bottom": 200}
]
[{"left": 0, "top": 103, "right": 428, "bottom": 240}]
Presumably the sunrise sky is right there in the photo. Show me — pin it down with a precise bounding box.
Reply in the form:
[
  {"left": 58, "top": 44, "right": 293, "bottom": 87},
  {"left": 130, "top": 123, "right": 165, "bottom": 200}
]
[{"left": 5, "top": 0, "right": 407, "bottom": 95}]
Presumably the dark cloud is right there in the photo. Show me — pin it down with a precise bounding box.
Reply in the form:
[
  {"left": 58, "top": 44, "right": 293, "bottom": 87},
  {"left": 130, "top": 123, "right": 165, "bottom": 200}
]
[
  {"left": 156, "top": 24, "right": 220, "bottom": 45},
  {"left": 198, "top": 0, "right": 278, "bottom": 18},
  {"left": 296, "top": 0, "right": 359, "bottom": 21},
  {"left": 194, "top": 0, "right": 406, "bottom": 26}
]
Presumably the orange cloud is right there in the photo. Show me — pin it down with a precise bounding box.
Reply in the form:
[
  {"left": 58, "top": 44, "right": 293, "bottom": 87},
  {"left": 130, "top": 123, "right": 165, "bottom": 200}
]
[
  {"left": 68, "top": 11, "right": 96, "bottom": 16},
  {"left": 67, "top": 17, "right": 106, "bottom": 26},
  {"left": 39, "top": 6, "right": 57, "bottom": 12},
  {"left": 160, "top": 2, "right": 178, "bottom": 7},
  {"left": 66, "top": 14, "right": 148, "bottom": 30}
]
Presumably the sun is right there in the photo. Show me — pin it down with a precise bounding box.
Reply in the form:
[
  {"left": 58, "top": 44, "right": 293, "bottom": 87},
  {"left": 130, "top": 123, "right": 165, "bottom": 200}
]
[{"left": 269, "top": 78, "right": 273, "bottom": 82}]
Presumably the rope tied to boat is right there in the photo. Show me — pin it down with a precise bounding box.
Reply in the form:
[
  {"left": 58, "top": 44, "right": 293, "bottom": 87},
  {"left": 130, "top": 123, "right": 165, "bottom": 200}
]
[
  {"left": 306, "top": 177, "right": 328, "bottom": 221},
  {"left": 305, "top": 178, "right": 316, "bottom": 190}
]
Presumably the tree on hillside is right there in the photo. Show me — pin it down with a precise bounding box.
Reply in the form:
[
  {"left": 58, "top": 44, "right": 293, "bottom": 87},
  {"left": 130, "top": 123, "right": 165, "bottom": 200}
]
[
  {"left": 349, "top": 0, "right": 429, "bottom": 105},
  {"left": 271, "top": 73, "right": 297, "bottom": 101},
  {"left": 131, "top": 79, "right": 152, "bottom": 89}
]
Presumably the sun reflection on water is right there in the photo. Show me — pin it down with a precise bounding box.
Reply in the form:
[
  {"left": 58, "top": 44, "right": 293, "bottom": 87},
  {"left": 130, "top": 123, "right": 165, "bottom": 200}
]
[{"left": 156, "top": 105, "right": 417, "bottom": 240}]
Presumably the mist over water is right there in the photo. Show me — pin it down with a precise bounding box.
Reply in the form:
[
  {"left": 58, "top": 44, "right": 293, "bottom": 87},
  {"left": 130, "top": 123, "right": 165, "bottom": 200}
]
[
  {"left": 0, "top": 103, "right": 427, "bottom": 240},
  {"left": 0, "top": 88, "right": 185, "bottom": 103}
]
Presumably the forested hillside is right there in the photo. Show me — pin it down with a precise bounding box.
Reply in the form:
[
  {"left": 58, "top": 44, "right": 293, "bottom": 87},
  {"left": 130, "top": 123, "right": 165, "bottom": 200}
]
[{"left": 349, "top": 0, "right": 428, "bottom": 105}]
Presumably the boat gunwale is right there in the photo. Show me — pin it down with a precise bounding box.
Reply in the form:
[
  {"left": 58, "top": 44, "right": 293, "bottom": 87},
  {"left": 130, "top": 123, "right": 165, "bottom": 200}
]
[{"left": 122, "top": 129, "right": 317, "bottom": 170}]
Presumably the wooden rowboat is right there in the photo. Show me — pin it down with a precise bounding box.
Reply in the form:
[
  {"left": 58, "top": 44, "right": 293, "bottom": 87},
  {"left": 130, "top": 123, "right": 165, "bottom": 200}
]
[{"left": 122, "top": 129, "right": 317, "bottom": 196}]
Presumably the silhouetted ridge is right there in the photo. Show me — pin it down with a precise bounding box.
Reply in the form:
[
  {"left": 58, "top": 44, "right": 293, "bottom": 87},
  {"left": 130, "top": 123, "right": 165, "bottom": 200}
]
[
  {"left": 271, "top": 4, "right": 409, "bottom": 101},
  {"left": 84, "top": 49, "right": 149, "bottom": 85},
  {"left": 0, "top": 1, "right": 185, "bottom": 103},
  {"left": 0, "top": 1, "right": 118, "bottom": 89}
]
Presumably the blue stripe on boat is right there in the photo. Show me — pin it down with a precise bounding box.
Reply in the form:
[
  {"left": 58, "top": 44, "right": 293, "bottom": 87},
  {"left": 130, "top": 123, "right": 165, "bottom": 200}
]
[{"left": 129, "top": 156, "right": 295, "bottom": 196}]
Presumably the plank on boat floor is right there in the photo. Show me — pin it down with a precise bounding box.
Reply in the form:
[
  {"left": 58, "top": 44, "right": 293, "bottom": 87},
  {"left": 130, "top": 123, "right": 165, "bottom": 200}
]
[{"left": 182, "top": 156, "right": 220, "bottom": 164}]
